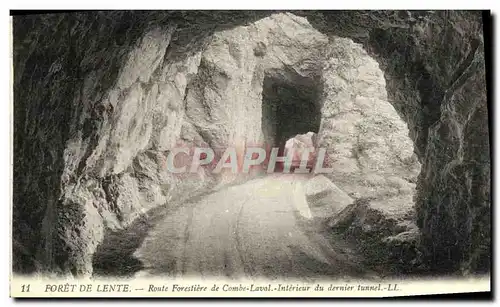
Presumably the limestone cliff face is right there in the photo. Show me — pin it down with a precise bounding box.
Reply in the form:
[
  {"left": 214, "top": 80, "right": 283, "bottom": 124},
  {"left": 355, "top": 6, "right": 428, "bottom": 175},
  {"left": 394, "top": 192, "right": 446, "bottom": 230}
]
[
  {"left": 305, "top": 11, "right": 489, "bottom": 273},
  {"left": 13, "top": 11, "right": 489, "bottom": 276},
  {"left": 319, "top": 37, "right": 420, "bottom": 209}
]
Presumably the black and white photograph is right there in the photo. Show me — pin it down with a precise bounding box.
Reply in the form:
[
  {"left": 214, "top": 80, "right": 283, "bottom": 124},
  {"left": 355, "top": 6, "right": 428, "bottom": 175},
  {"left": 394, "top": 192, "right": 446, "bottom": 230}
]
[{"left": 9, "top": 9, "right": 492, "bottom": 298}]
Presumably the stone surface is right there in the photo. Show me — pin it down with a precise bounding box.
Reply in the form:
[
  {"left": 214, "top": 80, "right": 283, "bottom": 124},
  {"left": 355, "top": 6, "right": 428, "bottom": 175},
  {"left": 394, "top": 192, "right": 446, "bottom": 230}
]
[
  {"left": 13, "top": 11, "right": 489, "bottom": 276},
  {"left": 328, "top": 198, "right": 422, "bottom": 276},
  {"left": 304, "top": 11, "right": 490, "bottom": 274},
  {"left": 305, "top": 175, "right": 353, "bottom": 218},
  {"left": 317, "top": 37, "right": 421, "bottom": 205},
  {"left": 285, "top": 132, "right": 317, "bottom": 150},
  {"left": 284, "top": 132, "right": 318, "bottom": 168}
]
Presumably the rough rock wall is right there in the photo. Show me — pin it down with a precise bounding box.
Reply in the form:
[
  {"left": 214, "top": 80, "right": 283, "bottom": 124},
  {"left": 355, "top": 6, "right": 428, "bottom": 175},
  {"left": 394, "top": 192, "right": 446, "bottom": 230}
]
[
  {"left": 303, "top": 10, "right": 490, "bottom": 274},
  {"left": 13, "top": 10, "right": 489, "bottom": 276},
  {"left": 13, "top": 11, "right": 271, "bottom": 275},
  {"left": 183, "top": 13, "right": 330, "bottom": 184},
  {"left": 318, "top": 37, "right": 420, "bottom": 212}
]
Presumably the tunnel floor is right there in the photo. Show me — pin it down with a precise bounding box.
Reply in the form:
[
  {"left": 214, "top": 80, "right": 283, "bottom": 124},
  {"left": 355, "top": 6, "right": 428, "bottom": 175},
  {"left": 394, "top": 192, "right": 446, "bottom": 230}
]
[{"left": 92, "top": 175, "right": 379, "bottom": 280}]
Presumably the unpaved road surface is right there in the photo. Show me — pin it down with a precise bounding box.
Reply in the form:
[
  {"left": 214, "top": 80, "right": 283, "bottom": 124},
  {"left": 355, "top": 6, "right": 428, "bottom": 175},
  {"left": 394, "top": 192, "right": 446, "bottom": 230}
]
[{"left": 133, "top": 175, "right": 376, "bottom": 281}]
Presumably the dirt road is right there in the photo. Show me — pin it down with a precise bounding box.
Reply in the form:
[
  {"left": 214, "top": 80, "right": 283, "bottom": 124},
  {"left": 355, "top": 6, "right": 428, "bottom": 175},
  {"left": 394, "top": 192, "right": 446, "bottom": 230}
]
[{"left": 132, "top": 175, "right": 375, "bottom": 281}]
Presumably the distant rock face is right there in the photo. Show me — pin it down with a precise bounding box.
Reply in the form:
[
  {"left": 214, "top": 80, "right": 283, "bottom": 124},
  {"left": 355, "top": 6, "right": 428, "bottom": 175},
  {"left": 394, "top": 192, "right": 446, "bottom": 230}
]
[
  {"left": 285, "top": 132, "right": 317, "bottom": 150},
  {"left": 284, "top": 132, "right": 318, "bottom": 168},
  {"left": 182, "top": 13, "right": 330, "bottom": 184},
  {"left": 13, "top": 11, "right": 489, "bottom": 276}
]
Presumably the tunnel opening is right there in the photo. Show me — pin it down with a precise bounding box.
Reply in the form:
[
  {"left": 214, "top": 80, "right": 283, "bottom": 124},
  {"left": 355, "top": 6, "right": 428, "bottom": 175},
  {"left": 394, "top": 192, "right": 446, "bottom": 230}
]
[{"left": 261, "top": 70, "right": 323, "bottom": 155}]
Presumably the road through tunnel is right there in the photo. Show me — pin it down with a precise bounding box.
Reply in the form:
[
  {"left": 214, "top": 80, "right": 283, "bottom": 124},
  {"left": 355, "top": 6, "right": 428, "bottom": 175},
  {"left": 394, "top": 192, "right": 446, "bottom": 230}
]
[{"left": 11, "top": 11, "right": 489, "bottom": 279}]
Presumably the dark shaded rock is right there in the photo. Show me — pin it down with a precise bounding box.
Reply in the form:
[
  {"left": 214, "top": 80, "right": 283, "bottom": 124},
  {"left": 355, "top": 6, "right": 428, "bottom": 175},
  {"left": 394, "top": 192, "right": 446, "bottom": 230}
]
[{"left": 328, "top": 198, "right": 425, "bottom": 276}]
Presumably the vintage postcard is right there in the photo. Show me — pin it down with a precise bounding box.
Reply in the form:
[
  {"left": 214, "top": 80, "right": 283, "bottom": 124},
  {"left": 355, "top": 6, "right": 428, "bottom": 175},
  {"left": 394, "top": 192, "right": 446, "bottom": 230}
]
[{"left": 10, "top": 10, "right": 491, "bottom": 298}]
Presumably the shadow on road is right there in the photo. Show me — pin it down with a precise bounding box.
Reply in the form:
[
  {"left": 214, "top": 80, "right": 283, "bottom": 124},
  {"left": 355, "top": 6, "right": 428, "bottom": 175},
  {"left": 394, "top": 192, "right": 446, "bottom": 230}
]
[
  {"left": 91, "top": 185, "right": 231, "bottom": 278},
  {"left": 91, "top": 205, "right": 171, "bottom": 278}
]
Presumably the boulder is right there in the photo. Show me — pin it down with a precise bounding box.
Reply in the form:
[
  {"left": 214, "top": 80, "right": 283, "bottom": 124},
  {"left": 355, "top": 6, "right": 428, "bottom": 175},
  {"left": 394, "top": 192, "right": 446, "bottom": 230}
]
[
  {"left": 328, "top": 197, "right": 423, "bottom": 275},
  {"left": 305, "top": 175, "right": 353, "bottom": 218}
]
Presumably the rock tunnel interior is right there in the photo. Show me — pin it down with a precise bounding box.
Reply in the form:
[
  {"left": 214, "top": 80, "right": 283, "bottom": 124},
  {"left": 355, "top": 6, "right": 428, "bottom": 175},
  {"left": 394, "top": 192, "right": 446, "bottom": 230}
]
[
  {"left": 11, "top": 11, "right": 489, "bottom": 276},
  {"left": 261, "top": 70, "right": 323, "bottom": 154}
]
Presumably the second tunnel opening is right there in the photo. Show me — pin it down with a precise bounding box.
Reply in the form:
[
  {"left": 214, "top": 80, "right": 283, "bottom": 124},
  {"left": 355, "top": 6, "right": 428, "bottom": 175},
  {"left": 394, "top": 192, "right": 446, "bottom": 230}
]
[{"left": 261, "top": 70, "right": 323, "bottom": 156}]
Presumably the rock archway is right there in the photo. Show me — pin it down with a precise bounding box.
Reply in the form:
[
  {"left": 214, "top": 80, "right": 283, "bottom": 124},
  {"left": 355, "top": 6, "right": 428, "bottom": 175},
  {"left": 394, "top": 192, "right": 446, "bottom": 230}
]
[
  {"left": 12, "top": 10, "right": 489, "bottom": 276},
  {"left": 261, "top": 71, "right": 322, "bottom": 152}
]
